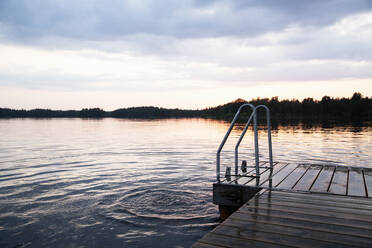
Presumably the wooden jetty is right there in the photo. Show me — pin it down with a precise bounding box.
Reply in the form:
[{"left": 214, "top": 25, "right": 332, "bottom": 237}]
[
  {"left": 215, "top": 162, "right": 372, "bottom": 206},
  {"left": 193, "top": 163, "right": 372, "bottom": 248},
  {"left": 199, "top": 104, "right": 372, "bottom": 247}
]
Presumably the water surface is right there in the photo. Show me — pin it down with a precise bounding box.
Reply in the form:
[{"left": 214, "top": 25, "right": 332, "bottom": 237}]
[{"left": 0, "top": 118, "right": 371, "bottom": 247}]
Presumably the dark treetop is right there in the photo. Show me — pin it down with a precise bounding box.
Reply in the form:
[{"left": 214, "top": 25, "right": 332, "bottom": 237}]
[{"left": 1, "top": 93, "right": 371, "bottom": 122}]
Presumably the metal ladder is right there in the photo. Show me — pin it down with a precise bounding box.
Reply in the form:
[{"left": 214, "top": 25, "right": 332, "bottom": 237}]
[{"left": 216, "top": 104, "right": 273, "bottom": 183}]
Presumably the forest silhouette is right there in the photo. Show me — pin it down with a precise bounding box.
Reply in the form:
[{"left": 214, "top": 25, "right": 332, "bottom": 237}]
[{"left": 1, "top": 93, "right": 371, "bottom": 123}]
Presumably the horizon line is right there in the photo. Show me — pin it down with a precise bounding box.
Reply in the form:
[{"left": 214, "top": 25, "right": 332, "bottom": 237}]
[{"left": 1, "top": 92, "right": 369, "bottom": 112}]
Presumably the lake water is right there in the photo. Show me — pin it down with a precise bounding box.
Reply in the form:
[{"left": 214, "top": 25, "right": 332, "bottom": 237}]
[{"left": 0, "top": 118, "right": 371, "bottom": 248}]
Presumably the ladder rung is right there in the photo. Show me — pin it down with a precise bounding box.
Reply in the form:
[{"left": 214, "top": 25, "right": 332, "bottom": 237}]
[
  {"left": 237, "top": 175, "right": 260, "bottom": 178},
  {"left": 245, "top": 166, "right": 272, "bottom": 169}
]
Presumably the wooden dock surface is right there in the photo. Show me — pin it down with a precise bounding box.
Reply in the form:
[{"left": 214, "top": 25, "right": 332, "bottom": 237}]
[
  {"left": 194, "top": 190, "right": 372, "bottom": 248},
  {"left": 223, "top": 163, "right": 372, "bottom": 198}
]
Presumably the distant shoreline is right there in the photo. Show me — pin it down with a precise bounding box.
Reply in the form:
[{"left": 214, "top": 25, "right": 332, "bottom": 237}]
[{"left": 1, "top": 92, "right": 371, "bottom": 122}]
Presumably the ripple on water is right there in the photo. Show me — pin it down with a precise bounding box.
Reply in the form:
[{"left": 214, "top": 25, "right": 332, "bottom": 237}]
[{"left": 101, "top": 187, "right": 217, "bottom": 228}]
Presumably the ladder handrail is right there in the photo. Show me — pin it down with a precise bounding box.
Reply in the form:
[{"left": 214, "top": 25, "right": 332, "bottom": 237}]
[
  {"left": 216, "top": 103, "right": 273, "bottom": 183},
  {"left": 234, "top": 110, "right": 258, "bottom": 177},
  {"left": 216, "top": 103, "right": 256, "bottom": 183},
  {"left": 255, "top": 105, "right": 273, "bottom": 170}
]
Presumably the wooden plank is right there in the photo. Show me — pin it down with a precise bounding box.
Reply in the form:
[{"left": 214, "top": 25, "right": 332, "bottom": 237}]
[
  {"left": 246, "top": 199, "right": 372, "bottom": 221},
  {"left": 230, "top": 211, "right": 372, "bottom": 239},
  {"left": 197, "top": 231, "right": 285, "bottom": 248},
  {"left": 220, "top": 175, "right": 240, "bottom": 184},
  {"left": 223, "top": 217, "right": 372, "bottom": 248},
  {"left": 348, "top": 168, "right": 366, "bottom": 197},
  {"left": 260, "top": 163, "right": 297, "bottom": 188},
  {"left": 237, "top": 169, "right": 269, "bottom": 185},
  {"left": 192, "top": 242, "right": 221, "bottom": 248},
  {"left": 328, "top": 166, "right": 348, "bottom": 195},
  {"left": 243, "top": 163, "right": 275, "bottom": 185},
  {"left": 364, "top": 169, "right": 372, "bottom": 198},
  {"left": 236, "top": 161, "right": 268, "bottom": 185},
  {"left": 257, "top": 193, "right": 372, "bottom": 211},
  {"left": 239, "top": 205, "right": 372, "bottom": 230},
  {"left": 214, "top": 224, "right": 353, "bottom": 248},
  {"left": 267, "top": 189, "right": 372, "bottom": 205},
  {"left": 310, "top": 166, "right": 335, "bottom": 193},
  {"left": 293, "top": 165, "right": 322, "bottom": 191},
  {"left": 228, "top": 168, "right": 256, "bottom": 184},
  {"left": 222, "top": 162, "right": 269, "bottom": 184},
  {"left": 276, "top": 164, "right": 309, "bottom": 189},
  {"left": 244, "top": 162, "right": 288, "bottom": 187}
]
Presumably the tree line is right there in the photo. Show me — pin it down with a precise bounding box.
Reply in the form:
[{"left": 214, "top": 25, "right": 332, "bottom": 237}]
[
  {"left": 202, "top": 92, "right": 371, "bottom": 122},
  {"left": 1, "top": 93, "right": 371, "bottom": 122},
  {"left": 0, "top": 107, "right": 200, "bottom": 118}
]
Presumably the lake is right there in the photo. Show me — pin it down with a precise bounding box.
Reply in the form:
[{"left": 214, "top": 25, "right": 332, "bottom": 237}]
[{"left": 0, "top": 118, "right": 371, "bottom": 248}]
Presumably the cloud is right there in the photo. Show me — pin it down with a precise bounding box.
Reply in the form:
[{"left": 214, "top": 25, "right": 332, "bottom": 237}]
[
  {"left": 0, "top": 0, "right": 372, "bottom": 106},
  {"left": 1, "top": 0, "right": 371, "bottom": 43},
  {"left": 1, "top": 41, "right": 372, "bottom": 94},
  {"left": 1, "top": 0, "right": 371, "bottom": 64}
]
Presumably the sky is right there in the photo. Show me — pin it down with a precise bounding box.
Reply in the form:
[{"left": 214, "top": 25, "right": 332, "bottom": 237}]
[{"left": 0, "top": 0, "right": 372, "bottom": 110}]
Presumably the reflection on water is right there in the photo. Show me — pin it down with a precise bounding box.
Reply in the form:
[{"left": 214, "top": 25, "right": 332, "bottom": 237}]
[{"left": 0, "top": 118, "right": 371, "bottom": 247}]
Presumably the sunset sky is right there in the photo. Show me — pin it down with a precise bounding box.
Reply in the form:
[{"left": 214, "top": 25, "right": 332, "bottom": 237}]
[{"left": 1, "top": 0, "right": 372, "bottom": 110}]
